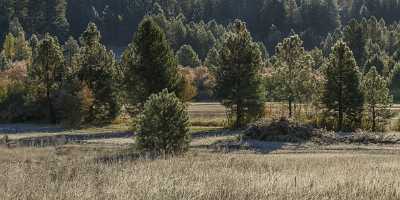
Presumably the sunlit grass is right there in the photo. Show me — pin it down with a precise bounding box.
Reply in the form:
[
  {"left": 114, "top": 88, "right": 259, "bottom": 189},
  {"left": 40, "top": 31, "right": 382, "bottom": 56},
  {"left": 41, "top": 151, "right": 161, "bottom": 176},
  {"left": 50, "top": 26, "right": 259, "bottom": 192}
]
[{"left": 1, "top": 147, "right": 400, "bottom": 200}]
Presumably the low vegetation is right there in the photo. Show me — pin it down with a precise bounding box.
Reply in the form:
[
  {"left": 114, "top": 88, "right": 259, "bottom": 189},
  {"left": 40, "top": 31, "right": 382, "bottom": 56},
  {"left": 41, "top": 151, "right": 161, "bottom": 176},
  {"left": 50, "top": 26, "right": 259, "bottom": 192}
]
[
  {"left": 1, "top": 147, "right": 400, "bottom": 200},
  {"left": 136, "top": 90, "right": 191, "bottom": 155}
]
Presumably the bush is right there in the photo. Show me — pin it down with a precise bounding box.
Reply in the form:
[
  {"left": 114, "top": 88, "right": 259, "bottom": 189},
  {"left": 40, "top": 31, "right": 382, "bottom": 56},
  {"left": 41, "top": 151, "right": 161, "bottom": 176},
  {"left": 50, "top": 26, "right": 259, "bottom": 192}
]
[
  {"left": 136, "top": 89, "right": 191, "bottom": 155},
  {"left": 244, "top": 118, "right": 316, "bottom": 142}
]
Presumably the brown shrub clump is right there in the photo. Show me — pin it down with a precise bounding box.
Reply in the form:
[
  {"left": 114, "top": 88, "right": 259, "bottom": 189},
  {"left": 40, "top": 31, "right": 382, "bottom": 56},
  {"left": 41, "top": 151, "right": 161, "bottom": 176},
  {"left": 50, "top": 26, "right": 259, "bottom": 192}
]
[{"left": 244, "top": 118, "right": 316, "bottom": 142}]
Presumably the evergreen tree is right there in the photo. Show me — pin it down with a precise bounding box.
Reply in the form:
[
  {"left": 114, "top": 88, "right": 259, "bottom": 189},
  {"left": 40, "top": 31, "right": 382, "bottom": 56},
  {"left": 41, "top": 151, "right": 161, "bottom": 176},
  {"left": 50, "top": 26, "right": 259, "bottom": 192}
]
[
  {"left": 364, "top": 53, "right": 385, "bottom": 74},
  {"left": 256, "top": 41, "right": 269, "bottom": 61},
  {"left": 44, "top": 0, "right": 70, "bottom": 40},
  {"left": 285, "top": 0, "right": 301, "bottom": 30},
  {"left": 14, "top": 31, "right": 31, "bottom": 61},
  {"left": 215, "top": 20, "right": 265, "bottom": 128},
  {"left": 3, "top": 33, "right": 15, "bottom": 61},
  {"left": 122, "top": 18, "right": 183, "bottom": 110},
  {"left": 176, "top": 44, "right": 201, "bottom": 67},
  {"left": 78, "top": 23, "right": 120, "bottom": 124},
  {"left": 272, "top": 34, "right": 315, "bottom": 118},
  {"left": 186, "top": 21, "right": 216, "bottom": 59},
  {"left": 362, "top": 67, "right": 392, "bottom": 131},
  {"left": 63, "top": 36, "right": 80, "bottom": 76},
  {"left": 204, "top": 46, "right": 220, "bottom": 72},
  {"left": 323, "top": 40, "right": 364, "bottom": 131},
  {"left": 343, "top": 19, "right": 368, "bottom": 66},
  {"left": 31, "top": 34, "right": 64, "bottom": 123},
  {"left": 0, "top": 51, "right": 10, "bottom": 71},
  {"left": 8, "top": 17, "right": 23, "bottom": 36},
  {"left": 309, "top": 48, "right": 325, "bottom": 70},
  {"left": 136, "top": 89, "right": 191, "bottom": 155},
  {"left": 29, "top": 34, "right": 39, "bottom": 57}
]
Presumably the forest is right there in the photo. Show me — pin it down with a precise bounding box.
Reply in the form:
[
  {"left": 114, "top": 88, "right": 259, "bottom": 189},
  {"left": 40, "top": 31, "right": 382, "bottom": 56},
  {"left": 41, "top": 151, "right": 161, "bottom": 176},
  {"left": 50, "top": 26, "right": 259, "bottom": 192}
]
[
  {"left": 1, "top": 0, "right": 400, "bottom": 130},
  {"left": 1, "top": 0, "right": 400, "bottom": 48}
]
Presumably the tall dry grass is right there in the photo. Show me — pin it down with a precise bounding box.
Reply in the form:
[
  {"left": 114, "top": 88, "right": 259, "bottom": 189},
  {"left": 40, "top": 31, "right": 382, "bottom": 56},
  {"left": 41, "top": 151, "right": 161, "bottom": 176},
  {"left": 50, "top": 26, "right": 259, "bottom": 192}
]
[{"left": 1, "top": 147, "right": 400, "bottom": 200}]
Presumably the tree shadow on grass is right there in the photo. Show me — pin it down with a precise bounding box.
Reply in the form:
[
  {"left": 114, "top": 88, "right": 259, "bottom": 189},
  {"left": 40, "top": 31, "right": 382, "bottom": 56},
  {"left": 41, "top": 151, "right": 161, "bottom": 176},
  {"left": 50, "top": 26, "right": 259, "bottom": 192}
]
[
  {"left": 0, "top": 123, "right": 66, "bottom": 134},
  {"left": 94, "top": 151, "right": 142, "bottom": 163},
  {"left": 10, "top": 131, "right": 134, "bottom": 147},
  {"left": 208, "top": 139, "right": 307, "bottom": 154}
]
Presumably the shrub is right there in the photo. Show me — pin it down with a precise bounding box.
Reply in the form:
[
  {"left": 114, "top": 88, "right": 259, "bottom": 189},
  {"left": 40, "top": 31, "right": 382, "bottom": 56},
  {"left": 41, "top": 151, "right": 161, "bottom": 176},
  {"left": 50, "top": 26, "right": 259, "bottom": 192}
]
[
  {"left": 244, "top": 118, "right": 316, "bottom": 142},
  {"left": 178, "top": 67, "right": 198, "bottom": 101},
  {"left": 136, "top": 89, "right": 191, "bottom": 155}
]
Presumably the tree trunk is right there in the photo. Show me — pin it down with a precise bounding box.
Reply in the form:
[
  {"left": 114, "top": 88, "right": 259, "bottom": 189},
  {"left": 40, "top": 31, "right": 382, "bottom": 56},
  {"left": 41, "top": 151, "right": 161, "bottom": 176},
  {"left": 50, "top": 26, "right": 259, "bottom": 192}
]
[
  {"left": 288, "top": 96, "right": 293, "bottom": 118},
  {"left": 45, "top": 50, "right": 56, "bottom": 124},
  {"left": 372, "top": 106, "right": 376, "bottom": 132},
  {"left": 338, "top": 81, "right": 343, "bottom": 131},
  {"left": 236, "top": 103, "right": 243, "bottom": 129},
  {"left": 46, "top": 85, "right": 56, "bottom": 124},
  {"left": 338, "top": 105, "right": 343, "bottom": 132}
]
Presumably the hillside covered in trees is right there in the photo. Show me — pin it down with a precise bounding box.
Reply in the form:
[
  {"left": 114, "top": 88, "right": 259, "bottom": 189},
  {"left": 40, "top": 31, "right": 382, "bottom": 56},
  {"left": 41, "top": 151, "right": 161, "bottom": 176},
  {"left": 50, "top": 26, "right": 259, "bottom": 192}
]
[
  {"left": 2, "top": 0, "right": 400, "bottom": 49},
  {"left": 2, "top": 0, "right": 400, "bottom": 132}
]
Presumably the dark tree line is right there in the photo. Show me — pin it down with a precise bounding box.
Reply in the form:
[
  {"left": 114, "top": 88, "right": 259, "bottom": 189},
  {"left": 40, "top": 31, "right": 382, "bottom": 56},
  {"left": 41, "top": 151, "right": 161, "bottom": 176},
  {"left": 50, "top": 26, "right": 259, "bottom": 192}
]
[
  {"left": 1, "top": 1, "right": 400, "bottom": 133},
  {"left": 3, "top": 0, "right": 400, "bottom": 50}
]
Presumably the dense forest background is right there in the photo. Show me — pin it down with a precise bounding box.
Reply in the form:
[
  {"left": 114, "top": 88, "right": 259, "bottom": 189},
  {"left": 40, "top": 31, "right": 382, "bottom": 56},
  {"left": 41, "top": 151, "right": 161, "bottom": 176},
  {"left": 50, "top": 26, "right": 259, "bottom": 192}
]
[
  {"left": 2, "top": 0, "right": 400, "bottom": 52},
  {"left": 2, "top": 0, "right": 400, "bottom": 131}
]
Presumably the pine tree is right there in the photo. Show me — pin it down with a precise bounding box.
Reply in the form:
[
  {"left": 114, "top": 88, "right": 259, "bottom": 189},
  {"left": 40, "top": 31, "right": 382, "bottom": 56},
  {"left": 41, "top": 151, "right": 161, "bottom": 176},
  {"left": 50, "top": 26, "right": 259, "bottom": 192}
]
[
  {"left": 3, "top": 33, "right": 15, "bottom": 61},
  {"left": 362, "top": 67, "right": 392, "bottom": 131},
  {"left": 323, "top": 40, "right": 364, "bottom": 131},
  {"left": 364, "top": 53, "right": 385, "bottom": 74},
  {"left": 204, "top": 47, "right": 220, "bottom": 73},
  {"left": 0, "top": 51, "right": 10, "bottom": 71},
  {"left": 63, "top": 36, "right": 80, "bottom": 76},
  {"left": 176, "top": 44, "right": 201, "bottom": 67},
  {"left": 14, "top": 31, "right": 31, "bottom": 61},
  {"left": 285, "top": 0, "right": 301, "bottom": 30},
  {"left": 186, "top": 21, "right": 217, "bottom": 59},
  {"left": 29, "top": 34, "right": 39, "bottom": 58},
  {"left": 122, "top": 18, "right": 183, "bottom": 110},
  {"left": 31, "top": 34, "right": 64, "bottom": 123},
  {"left": 390, "top": 64, "right": 400, "bottom": 103},
  {"left": 272, "top": 34, "right": 315, "bottom": 118},
  {"left": 8, "top": 17, "right": 23, "bottom": 36},
  {"left": 343, "top": 19, "right": 368, "bottom": 67},
  {"left": 215, "top": 20, "right": 265, "bottom": 128},
  {"left": 78, "top": 23, "right": 120, "bottom": 124},
  {"left": 136, "top": 89, "right": 191, "bottom": 155}
]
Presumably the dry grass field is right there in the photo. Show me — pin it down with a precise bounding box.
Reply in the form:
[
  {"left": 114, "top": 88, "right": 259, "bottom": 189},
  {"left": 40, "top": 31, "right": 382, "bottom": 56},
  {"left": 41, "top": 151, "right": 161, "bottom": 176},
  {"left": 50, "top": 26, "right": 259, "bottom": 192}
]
[
  {"left": 2, "top": 103, "right": 400, "bottom": 200},
  {"left": 1, "top": 146, "right": 400, "bottom": 200}
]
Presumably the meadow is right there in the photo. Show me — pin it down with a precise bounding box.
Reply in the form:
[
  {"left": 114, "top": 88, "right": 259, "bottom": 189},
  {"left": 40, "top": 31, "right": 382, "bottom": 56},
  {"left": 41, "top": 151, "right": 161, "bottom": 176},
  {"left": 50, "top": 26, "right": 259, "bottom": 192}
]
[
  {"left": 2, "top": 146, "right": 400, "bottom": 200},
  {"left": 1, "top": 103, "right": 400, "bottom": 199}
]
